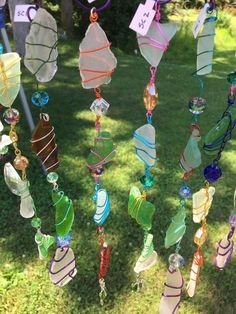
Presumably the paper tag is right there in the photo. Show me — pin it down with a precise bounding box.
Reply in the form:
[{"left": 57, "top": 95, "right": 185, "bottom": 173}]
[
  {"left": 129, "top": 0, "right": 156, "bottom": 36},
  {"left": 192, "top": 3, "right": 210, "bottom": 38},
  {"left": 14, "top": 5, "right": 37, "bottom": 22}
]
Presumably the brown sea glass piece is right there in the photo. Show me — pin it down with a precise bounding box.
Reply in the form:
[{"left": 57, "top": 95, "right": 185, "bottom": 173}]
[{"left": 31, "top": 113, "right": 59, "bottom": 172}]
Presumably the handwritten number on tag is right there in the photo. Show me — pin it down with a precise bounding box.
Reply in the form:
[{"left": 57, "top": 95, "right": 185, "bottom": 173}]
[{"left": 17, "top": 10, "right": 25, "bottom": 17}]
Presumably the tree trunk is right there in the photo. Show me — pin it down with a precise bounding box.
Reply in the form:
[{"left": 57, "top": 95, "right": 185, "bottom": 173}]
[
  {"left": 61, "top": 0, "right": 74, "bottom": 35},
  {"left": 8, "top": 0, "right": 32, "bottom": 57}
]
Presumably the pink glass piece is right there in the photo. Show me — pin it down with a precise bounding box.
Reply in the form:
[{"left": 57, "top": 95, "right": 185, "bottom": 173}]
[
  {"left": 137, "top": 21, "right": 177, "bottom": 67},
  {"left": 79, "top": 22, "right": 117, "bottom": 89}
]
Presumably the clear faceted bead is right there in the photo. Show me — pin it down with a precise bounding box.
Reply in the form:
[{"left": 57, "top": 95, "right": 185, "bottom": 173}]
[
  {"left": 47, "top": 172, "right": 59, "bottom": 184},
  {"left": 169, "top": 253, "right": 185, "bottom": 268},
  {"left": 3, "top": 108, "right": 20, "bottom": 125},
  {"left": 90, "top": 98, "right": 110, "bottom": 116}
]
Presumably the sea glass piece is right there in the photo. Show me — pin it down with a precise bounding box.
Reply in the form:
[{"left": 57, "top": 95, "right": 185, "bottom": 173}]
[
  {"left": 194, "top": 226, "right": 208, "bottom": 246},
  {"left": 204, "top": 164, "right": 222, "bottom": 183},
  {"left": 188, "top": 97, "right": 207, "bottom": 114},
  {"left": 215, "top": 234, "right": 234, "bottom": 270},
  {"left": 0, "top": 119, "right": 3, "bottom": 132},
  {"left": 192, "top": 186, "right": 215, "bottom": 223},
  {"left": 137, "top": 21, "right": 177, "bottom": 67},
  {"left": 24, "top": 8, "right": 58, "bottom": 82},
  {"left": 134, "top": 233, "right": 157, "bottom": 273},
  {"left": 90, "top": 98, "right": 110, "bottom": 116},
  {"left": 133, "top": 124, "right": 156, "bottom": 168},
  {"left": 179, "top": 125, "right": 201, "bottom": 174},
  {"left": 79, "top": 22, "right": 117, "bottom": 89},
  {"left": 86, "top": 131, "right": 116, "bottom": 170},
  {"left": 165, "top": 203, "right": 186, "bottom": 249},
  {"left": 143, "top": 82, "right": 158, "bottom": 111},
  {"left": 31, "top": 114, "right": 59, "bottom": 173},
  {"left": 52, "top": 189, "right": 74, "bottom": 237},
  {"left": 160, "top": 267, "right": 184, "bottom": 314},
  {"left": 0, "top": 52, "right": 21, "bottom": 107},
  {"left": 49, "top": 247, "right": 77, "bottom": 287},
  {"left": 4, "top": 162, "right": 35, "bottom": 218},
  {"left": 203, "top": 106, "right": 236, "bottom": 155},
  {"left": 187, "top": 249, "right": 203, "bottom": 297},
  {"left": 94, "top": 189, "right": 110, "bottom": 225},
  {"left": 128, "top": 186, "right": 156, "bottom": 230},
  {"left": 0, "top": 134, "right": 12, "bottom": 150},
  {"left": 35, "top": 230, "right": 55, "bottom": 260},
  {"left": 197, "top": 16, "right": 217, "bottom": 75}
]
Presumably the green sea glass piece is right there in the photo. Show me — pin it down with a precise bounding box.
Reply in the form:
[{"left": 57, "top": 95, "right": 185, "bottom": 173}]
[
  {"left": 87, "top": 131, "right": 116, "bottom": 170},
  {"left": 52, "top": 190, "right": 74, "bottom": 237},
  {"left": 128, "top": 186, "right": 156, "bottom": 231},
  {"left": 35, "top": 230, "right": 55, "bottom": 260},
  {"left": 227, "top": 71, "right": 236, "bottom": 86},
  {"left": 179, "top": 125, "right": 201, "bottom": 173},
  {"left": 203, "top": 107, "right": 236, "bottom": 155},
  {"left": 165, "top": 201, "right": 186, "bottom": 249}
]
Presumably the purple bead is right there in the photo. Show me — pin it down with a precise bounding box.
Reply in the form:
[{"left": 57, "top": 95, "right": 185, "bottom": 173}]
[
  {"left": 56, "top": 234, "right": 71, "bottom": 248},
  {"left": 178, "top": 185, "right": 191, "bottom": 199},
  {"left": 204, "top": 164, "right": 222, "bottom": 183},
  {"left": 229, "top": 212, "right": 236, "bottom": 228},
  {"left": 95, "top": 168, "right": 104, "bottom": 176}
]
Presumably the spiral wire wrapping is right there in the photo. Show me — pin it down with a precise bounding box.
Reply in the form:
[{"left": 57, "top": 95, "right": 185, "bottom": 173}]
[{"left": 31, "top": 113, "right": 59, "bottom": 172}]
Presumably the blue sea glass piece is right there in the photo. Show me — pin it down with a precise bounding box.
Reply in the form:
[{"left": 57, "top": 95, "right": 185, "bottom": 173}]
[
  {"left": 204, "top": 164, "right": 222, "bottom": 182},
  {"left": 31, "top": 91, "right": 49, "bottom": 107},
  {"left": 56, "top": 233, "right": 71, "bottom": 248}
]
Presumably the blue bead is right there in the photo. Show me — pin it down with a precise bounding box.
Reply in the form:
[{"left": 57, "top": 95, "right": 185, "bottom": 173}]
[
  {"left": 0, "top": 43, "right": 4, "bottom": 54},
  {"left": 178, "top": 184, "right": 191, "bottom": 199},
  {"left": 56, "top": 234, "right": 71, "bottom": 248},
  {"left": 204, "top": 164, "right": 222, "bottom": 183},
  {"left": 31, "top": 91, "right": 49, "bottom": 107}
]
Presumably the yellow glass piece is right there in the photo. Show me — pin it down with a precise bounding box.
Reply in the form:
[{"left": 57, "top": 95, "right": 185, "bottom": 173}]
[
  {"left": 0, "top": 52, "right": 21, "bottom": 108},
  {"left": 194, "top": 227, "right": 208, "bottom": 246},
  {"left": 143, "top": 82, "right": 158, "bottom": 111},
  {"left": 192, "top": 186, "right": 215, "bottom": 223}
]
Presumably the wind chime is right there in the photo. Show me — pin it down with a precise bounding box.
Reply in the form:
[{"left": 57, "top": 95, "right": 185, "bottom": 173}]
[
  {"left": 77, "top": 0, "right": 117, "bottom": 305},
  {"left": 128, "top": 0, "right": 177, "bottom": 290}
]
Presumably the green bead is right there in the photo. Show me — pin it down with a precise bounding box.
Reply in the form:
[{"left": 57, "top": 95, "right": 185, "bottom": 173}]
[
  {"left": 47, "top": 172, "right": 59, "bottom": 184},
  {"left": 31, "top": 217, "right": 42, "bottom": 228},
  {"left": 140, "top": 175, "right": 154, "bottom": 187},
  {"left": 0, "top": 145, "right": 8, "bottom": 155},
  {"left": 227, "top": 71, "right": 236, "bottom": 86}
]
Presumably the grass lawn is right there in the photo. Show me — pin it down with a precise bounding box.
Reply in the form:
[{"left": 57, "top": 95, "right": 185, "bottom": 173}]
[{"left": 0, "top": 10, "right": 236, "bottom": 314}]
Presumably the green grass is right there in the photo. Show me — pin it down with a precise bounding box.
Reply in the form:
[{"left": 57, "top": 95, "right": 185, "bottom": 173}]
[{"left": 0, "top": 12, "right": 236, "bottom": 314}]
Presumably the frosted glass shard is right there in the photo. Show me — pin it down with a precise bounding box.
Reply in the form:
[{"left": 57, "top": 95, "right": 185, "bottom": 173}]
[
  {"left": 215, "top": 234, "right": 234, "bottom": 269},
  {"left": 192, "top": 186, "right": 215, "bottom": 223},
  {"left": 160, "top": 267, "right": 183, "bottom": 314},
  {"left": 4, "top": 162, "right": 35, "bottom": 218},
  {"left": 49, "top": 247, "right": 77, "bottom": 287},
  {"left": 0, "top": 120, "right": 3, "bottom": 132},
  {"left": 133, "top": 124, "right": 156, "bottom": 167},
  {"left": 0, "top": 134, "right": 12, "bottom": 150},
  {"left": 197, "top": 18, "right": 216, "bottom": 75},
  {"left": 187, "top": 249, "right": 203, "bottom": 297},
  {"left": 179, "top": 126, "right": 201, "bottom": 173},
  {"left": 79, "top": 22, "right": 117, "bottom": 89},
  {"left": 0, "top": 53, "right": 21, "bottom": 108},
  {"left": 137, "top": 22, "right": 177, "bottom": 67},
  {"left": 24, "top": 8, "right": 58, "bottom": 82},
  {"left": 165, "top": 207, "right": 186, "bottom": 249}
]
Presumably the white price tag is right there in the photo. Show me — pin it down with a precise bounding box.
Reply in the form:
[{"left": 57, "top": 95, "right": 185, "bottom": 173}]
[
  {"left": 14, "top": 5, "right": 37, "bottom": 23},
  {"left": 129, "top": 0, "right": 156, "bottom": 36},
  {"left": 192, "top": 3, "right": 210, "bottom": 38}
]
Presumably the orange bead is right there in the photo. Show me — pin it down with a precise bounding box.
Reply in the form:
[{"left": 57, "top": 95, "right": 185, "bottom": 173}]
[
  {"left": 13, "top": 155, "right": 29, "bottom": 171},
  {"left": 143, "top": 82, "right": 158, "bottom": 111}
]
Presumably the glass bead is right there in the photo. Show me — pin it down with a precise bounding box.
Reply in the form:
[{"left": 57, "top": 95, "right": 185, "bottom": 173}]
[
  {"left": 0, "top": 43, "right": 3, "bottom": 54},
  {"left": 95, "top": 168, "right": 104, "bottom": 176},
  {"left": 194, "top": 227, "right": 208, "bottom": 246},
  {"left": 178, "top": 184, "right": 191, "bottom": 199},
  {"left": 143, "top": 82, "right": 158, "bottom": 111},
  {"left": 227, "top": 71, "right": 236, "bottom": 86},
  {"left": 13, "top": 155, "right": 29, "bottom": 170},
  {"left": 3, "top": 108, "right": 20, "bottom": 125},
  {"left": 47, "top": 172, "right": 59, "bottom": 184},
  {"left": 204, "top": 164, "right": 222, "bottom": 183},
  {"left": 140, "top": 174, "right": 154, "bottom": 187},
  {"left": 0, "top": 145, "right": 8, "bottom": 155},
  {"left": 168, "top": 253, "right": 185, "bottom": 269},
  {"left": 90, "top": 98, "right": 109, "bottom": 116},
  {"left": 56, "top": 233, "right": 71, "bottom": 248},
  {"left": 31, "top": 217, "right": 42, "bottom": 228},
  {"left": 228, "top": 95, "right": 235, "bottom": 105},
  {"left": 188, "top": 97, "right": 207, "bottom": 115},
  {"left": 229, "top": 212, "right": 236, "bottom": 228},
  {"left": 31, "top": 91, "right": 49, "bottom": 107}
]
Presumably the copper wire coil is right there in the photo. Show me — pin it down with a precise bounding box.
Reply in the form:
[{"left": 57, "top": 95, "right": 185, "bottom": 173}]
[{"left": 99, "top": 243, "right": 111, "bottom": 280}]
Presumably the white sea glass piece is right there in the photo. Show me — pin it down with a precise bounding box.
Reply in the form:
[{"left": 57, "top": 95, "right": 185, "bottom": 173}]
[
  {"left": 197, "top": 18, "right": 216, "bottom": 75},
  {"left": 192, "top": 186, "right": 215, "bottom": 223},
  {"left": 79, "top": 22, "right": 117, "bottom": 89},
  {"left": 4, "top": 162, "right": 35, "bottom": 218},
  {"left": 0, "top": 52, "right": 21, "bottom": 108},
  {"left": 0, "top": 134, "right": 12, "bottom": 150},
  {"left": 0, "top": 119, "right": 3, "bottom": 132},
  {"left": 137, "top": 21, "right": 177, "bottom": 67},
  {"left": 24, "top": 8, "right": 58, "bottom": 82},
  {"left": 49, "top": 247, "right": 77, "bottom": 287},
  {"left": 133, "top": 124, "right": 156, "bottom": 167}
]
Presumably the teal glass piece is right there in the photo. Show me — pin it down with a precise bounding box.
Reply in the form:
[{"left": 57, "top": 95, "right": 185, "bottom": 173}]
[
  {"left": 179, "top": 124, "right": 201, "bottom": 173},
  {"left": 35, "top": 230, "right": 55, "bottom": 260},
  {"left": 47, "top": 172, "right": 59, "bottom": 184},
  {"left": 140, "top": 174, "right": 154, "bottom": 187},
  {"left": 52, "top": 190, "right": 74, "bottom": 237},
  {"left": 165, "top": 200, "right": 186, "bottom": 249},
  {"left": 31, "top": 91, "right": 49, "bottom": 107},
  {"left": 227, "top": 71, "right": 236, "bottom": 86},
  {"left": 31, "top": 217, "right": 42, "bottom": 228}
]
